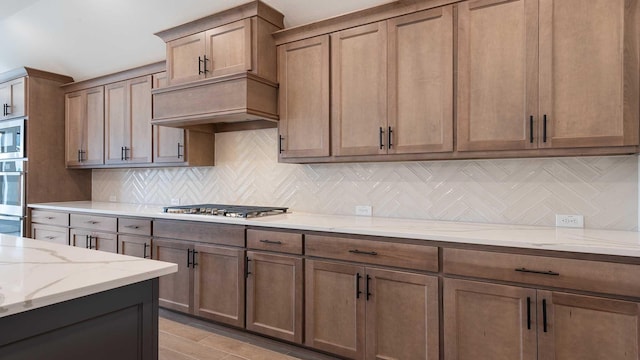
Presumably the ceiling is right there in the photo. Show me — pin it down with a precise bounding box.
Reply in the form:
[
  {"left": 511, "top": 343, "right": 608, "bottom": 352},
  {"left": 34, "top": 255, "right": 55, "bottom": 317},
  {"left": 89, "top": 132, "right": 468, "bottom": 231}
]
[{"left": 0, "top": 0, "right": 395, "bottom": 82}]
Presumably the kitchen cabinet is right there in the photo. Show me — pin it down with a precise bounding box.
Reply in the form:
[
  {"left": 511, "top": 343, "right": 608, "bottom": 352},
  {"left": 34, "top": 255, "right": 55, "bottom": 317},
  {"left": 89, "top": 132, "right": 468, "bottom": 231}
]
[
  {"left": 386, "top": 7, "right": 453, "bottom": 154},
  {"left": 65, "top": 86, "right": 104, "bottom": 167},
  {"left": 331, "top": 7, "right": 454, "bottom": 157},
  {"left": 444, "top": 278, "right": 640, "bottom": 360},
  {"left": 443, "top": 248, "right": 640, "bottom": 360},
  {"left": 457, "top": 0, "right": 639, "bottom": 151},
  {"left": 165, "top": 13, "right": 281, "bottom": 86},
  {"left": 104, "top": 75, "right": 152, "bottom": 165},
  {"left": 277, "top": 35, "right": 330, "bottom": 158},
  {"left": 305, "top": 259, "right": 439, "bottom": 360},
  {"left": 118, "top": 218, "right": 152, "bottom": 258},
  {"left": 0, "top": 77, "right": 25, "bottom": 120},
  {"left": 69, "top": 213, "right": 117, "bottom": 253},
  {"left": 152, "top": 72, "right": 215, "bottom": 166},
  {"left": 245, "top": 229, "right": 303, "bottom": 343},
  {"left": 31, "top": 223, "right": 69, "bottom": 245},
  {"left": 153, "top": 220, "right": 245, "bottom": 327},
  {"left": 331, "top": 22, "right": 387, "bottom": 157}
]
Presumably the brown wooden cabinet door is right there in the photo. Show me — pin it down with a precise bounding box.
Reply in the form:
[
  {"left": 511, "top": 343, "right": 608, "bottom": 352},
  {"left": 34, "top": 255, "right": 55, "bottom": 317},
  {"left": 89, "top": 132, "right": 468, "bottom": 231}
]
[
  {"left": 0, "top": 77, "right": 25, "bottom": 120},
  {"left": 104, "top": 81, "right": 128, "bottom": 164},
  {"left": 365, "top": 268, "right": 439, "bottom": 360},
  {"left": 538, "top": 0, "right": 638, "bottom": 148},
  {"left": 167, "top": 32, "right": 206, "bottom": 86},
  {"left": 84, "top": 86, "right": 105, "bottom": 166},
  {"left": 152, "top": 71, "right": 187, "bottom": 164},
  {"left": 246, "top": 251, "right": 303, "bottom": 343},
  {"left": 443, "top": 278, "right": 537, "bottom": 360},
  {"left": 192, "top": 244, "right": 245, "bottom": 327},
  {"left": 91, "top": 231, "right": 117, "bottom": 253},
  {"left": 457, "top": 0, "right": 538, "bottom": 151},
  {"left": 118, "top": 235, "right": 151, "bottom": 259},
  {"left": 31, "top": 224, "right": 68, "bottom": 245},
  {"left": 128, "top": 75, "right": 152, "bottom": 164},
  {"left": 331, "top": 22, "right": 388, "bottom": 156},
  {"left": 70, "top": 229, "right": 90, "bottom": 249},
  {"left": 305, "top": 259, "right": 365, "bottom": 359},
  {"left": 387, "top": 7, "right": 453, "bottom": 155},
  {"left": 153, "top": 238, "right": 192, "bottom": 313},
  {"left": 537, "top": 290, "right": 640, "bottom": 360},
  {"left": 65, "top": 91, "right": 85, "bottom": 166},
  {"left": 205, "top": 19, "right": 252, "bottom": 78},
  {"left": 278, "top": 35, "right": 330, "bottom": 158}
]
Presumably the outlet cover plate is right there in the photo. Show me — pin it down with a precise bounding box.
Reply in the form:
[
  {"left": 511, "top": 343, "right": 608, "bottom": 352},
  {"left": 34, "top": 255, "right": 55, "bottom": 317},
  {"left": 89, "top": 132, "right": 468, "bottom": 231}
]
[
  {"left": 555, "top": 214, "right": 584, "bottom": 228},
  {"left": 170, "top": 198, "right": 181, "bottom": 206},
  {"left": 355, "top": 205, "right": 372, "bottom": 216}
]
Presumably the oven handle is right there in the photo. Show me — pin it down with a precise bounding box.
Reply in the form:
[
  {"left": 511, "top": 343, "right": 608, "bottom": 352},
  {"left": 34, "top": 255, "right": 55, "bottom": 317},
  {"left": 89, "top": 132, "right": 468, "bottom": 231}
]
[{"left": 0, "top": 214, "right": 24, "bottom": 221}]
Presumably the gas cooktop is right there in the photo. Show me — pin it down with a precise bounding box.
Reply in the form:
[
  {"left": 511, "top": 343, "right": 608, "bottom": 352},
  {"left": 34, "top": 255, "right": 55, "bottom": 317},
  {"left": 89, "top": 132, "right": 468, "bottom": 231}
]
[{"left": 163, "top": 204, "right": 288, "bottom": 218}]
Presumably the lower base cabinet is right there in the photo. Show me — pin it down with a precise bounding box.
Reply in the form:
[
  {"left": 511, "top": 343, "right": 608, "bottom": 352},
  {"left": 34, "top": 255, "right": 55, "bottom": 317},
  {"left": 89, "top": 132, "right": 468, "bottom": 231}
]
[
  {"left": 153, "top": 238, "right": 245, "bottom": 327},
  {"left": 31, "top": 223, "right": 69, "bottom": 245},
  {"left": 444, "top": 278, "right": 640, "bottom": 360},
  {"left": 305, "top": 259, "right": 439, "bottom": 360},
  {"left": 246, "top": 251, "right": 303, "bottom": 343},
  {"left": 70, "top": 229, "right": 117, "bottom": 253},
  {"left": 118, "top": 235, "right": 152, "bottom": 258}
]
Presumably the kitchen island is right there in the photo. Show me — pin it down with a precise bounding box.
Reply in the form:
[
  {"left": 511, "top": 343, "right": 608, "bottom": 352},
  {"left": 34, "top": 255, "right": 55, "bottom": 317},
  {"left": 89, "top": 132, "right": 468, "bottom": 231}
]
[{"left": 0, "top": 235, "right": 177, "bottom": 360}]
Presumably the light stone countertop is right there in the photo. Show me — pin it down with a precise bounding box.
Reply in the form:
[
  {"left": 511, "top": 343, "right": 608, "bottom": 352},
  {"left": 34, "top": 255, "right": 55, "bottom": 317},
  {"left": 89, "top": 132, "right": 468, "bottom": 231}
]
[
  {"left": 29, "top": 201, "right": 640, "bottom": 258},
  {"left": 0, "top": 235, "right": 177, "bottom": 318}
]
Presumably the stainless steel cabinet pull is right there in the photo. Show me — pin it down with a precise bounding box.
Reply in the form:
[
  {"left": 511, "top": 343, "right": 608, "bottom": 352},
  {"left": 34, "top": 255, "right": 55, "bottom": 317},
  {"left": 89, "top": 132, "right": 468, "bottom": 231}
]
[
  {"left": 45, "top": 216, "right": 54, "bottom": 220},
  {"left": 349, "top": 249, "right": 378, "bottom": 256},
  {"left": 515, "top": 267, "right": 559, "bottom": 276},
  {"left": 259, "top": 239, "right": 282, "bottom": 245},
  {"left": 44, "top": 236, "right": 55, "bottom": 240},
  {"left": 87, "top": 220, "right": 99, "bottom": 224},
  {"left": 125, "top": 225, "right": 140, "bottom": 229}
]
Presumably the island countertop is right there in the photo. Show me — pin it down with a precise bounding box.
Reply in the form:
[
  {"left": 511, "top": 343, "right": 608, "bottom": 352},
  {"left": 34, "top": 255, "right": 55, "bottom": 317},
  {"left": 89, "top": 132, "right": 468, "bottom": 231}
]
[
  {"left": 29, "top": 201, "right": 640, "bottom": 258},
  {"left": 0, "top": 235, "right": 177, "bottom": 318}
]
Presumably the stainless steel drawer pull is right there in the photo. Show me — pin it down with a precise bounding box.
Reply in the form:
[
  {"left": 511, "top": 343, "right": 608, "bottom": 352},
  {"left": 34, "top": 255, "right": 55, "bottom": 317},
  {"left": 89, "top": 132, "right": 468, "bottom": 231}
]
[
  {"left": 125, "top": 225, "right": 140, "bottom": 229},
  {"left": 349, "top": 249, "right": 378, "bottom": 256},
  {"left": 515, "top": 267, "right": 559, "bottom": 276},
  {"left": 44, "top": 236, "right": 56, "bottom": 240},
  {"left": 45, "top": 216, "right": 54, "bottom": 220},
  {"left": 259, "top": 239, "right": 282, "bottom": 245},
  {"left": 87, "top": 221, "right": 99, "bottom": 224}
]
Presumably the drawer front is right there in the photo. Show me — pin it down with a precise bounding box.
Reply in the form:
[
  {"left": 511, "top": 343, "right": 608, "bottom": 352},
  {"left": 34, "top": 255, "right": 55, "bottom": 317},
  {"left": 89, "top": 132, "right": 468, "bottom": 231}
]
[
  {"left": 118, "top": 218, "right": 152, "bottom": 236},
  {"left": 154, "top": 220, "right": 244, "bottom": 247},
  {"left": 31, "top": 210, "right": 69, "bottom": 226},
  {"left": 70, "top": 213, "right": 117, "bottom": 232},
  {"left": 31, "top": 224, "right": 69, "bottom": 245},
  {"left": 305, "top": 235, "right": 438, "bottom": 272},
  {"left": 247, "top": 229, "right": 302, "bottom": 254},
  {"left": 443, "top": 248, "right": 640, "bottom": 298}
]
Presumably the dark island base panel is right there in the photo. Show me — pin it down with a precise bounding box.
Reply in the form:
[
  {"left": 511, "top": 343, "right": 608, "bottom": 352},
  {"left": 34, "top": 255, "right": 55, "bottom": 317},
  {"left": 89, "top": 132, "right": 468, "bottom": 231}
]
[{"left": 0, "top": 279, "right": 159, "bottom": 360}]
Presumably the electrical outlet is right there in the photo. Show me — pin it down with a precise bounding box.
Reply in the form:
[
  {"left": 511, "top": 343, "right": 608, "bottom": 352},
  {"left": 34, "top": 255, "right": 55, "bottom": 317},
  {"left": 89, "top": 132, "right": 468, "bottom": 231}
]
[
  {"left": 555, "top": 214, "right": 584, "bottom": 228},
  {"left": 170, "top": 198, "right": 181, "bottom": 206},
  {"left": 355, "top": 205, "right": 372, "bottom": 216},
  {"left": 108, "top": 195, "right": 117, "bottom": 202}
]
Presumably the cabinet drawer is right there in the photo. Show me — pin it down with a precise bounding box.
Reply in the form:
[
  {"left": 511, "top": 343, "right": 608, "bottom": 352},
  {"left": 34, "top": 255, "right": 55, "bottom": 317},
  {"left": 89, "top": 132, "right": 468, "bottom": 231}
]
[
  {"left": 31, "top": 210, "right": 69, "bottom": 226},
  {"left": 118, "top": 218, "right": 151, "bottom": 236},
  {"left": 305, "top": 235, "right": 438, "bottom": 272},
  {"left": 153, "top": 220, "right": 244, "bottom": 247},
  {"left": 443, "top": 248, "right": 640, "bottom": 298},
  {"left": 31, "top": 224, "right": 69, "bottom": 245},
  {"left": 70, "top": 214, "right": 117, "bottom": 232},
  {"left": 247, "top": 229, "right": 302, "bottom": 254}
]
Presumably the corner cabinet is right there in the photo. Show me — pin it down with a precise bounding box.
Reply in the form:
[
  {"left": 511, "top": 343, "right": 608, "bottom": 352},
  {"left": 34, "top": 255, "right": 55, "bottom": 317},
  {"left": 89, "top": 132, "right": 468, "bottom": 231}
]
[
  {"left": 457, "top": 0, "right": 639, "bottom": 151},
  {"left": 65, "top": 86, "right": 105, "bottom": 167}
]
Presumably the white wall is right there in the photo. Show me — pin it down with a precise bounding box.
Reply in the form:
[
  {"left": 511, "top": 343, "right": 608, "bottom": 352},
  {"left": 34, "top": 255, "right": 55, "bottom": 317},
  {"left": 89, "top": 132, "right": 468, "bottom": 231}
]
[{"left": 93, "top": 128, "right": 639, "bottom": 230}]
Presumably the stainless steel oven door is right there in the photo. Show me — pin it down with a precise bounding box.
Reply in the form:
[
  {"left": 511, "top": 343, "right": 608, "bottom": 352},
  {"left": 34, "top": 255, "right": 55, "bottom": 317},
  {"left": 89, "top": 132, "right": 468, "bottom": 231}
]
[
  {"left": 0, "top": 214, "right": 23, "bottom": 237},
  {"left": 0, "top": 160, "right": 25, "bottom": 216},
  {"left": 0, "top": 118, "right": 25, "bottom": 160}
]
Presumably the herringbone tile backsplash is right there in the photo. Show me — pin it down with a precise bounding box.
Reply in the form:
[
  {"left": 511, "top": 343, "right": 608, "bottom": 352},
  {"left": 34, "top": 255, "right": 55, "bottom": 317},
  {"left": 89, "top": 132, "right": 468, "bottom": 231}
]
[{"left": 93, "top": 128, "right": 639, "bottom": 230}]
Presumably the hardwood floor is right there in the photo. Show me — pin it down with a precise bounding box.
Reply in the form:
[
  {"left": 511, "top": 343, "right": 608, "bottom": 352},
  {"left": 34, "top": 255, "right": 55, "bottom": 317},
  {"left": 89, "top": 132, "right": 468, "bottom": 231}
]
[{"left": 159, "top": 309, "right": 340, "bottom": 360}]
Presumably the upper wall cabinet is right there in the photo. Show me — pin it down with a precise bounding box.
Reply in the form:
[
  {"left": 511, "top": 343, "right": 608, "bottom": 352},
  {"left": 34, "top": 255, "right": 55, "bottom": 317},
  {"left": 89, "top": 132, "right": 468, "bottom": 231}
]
[
  {"left": 457, "top": 0, "right": 639, "bottom": 151},
  {"left": 167, "top": 19, "right": 253, "bottom": 85},
  {"left": 0, "top": 77, "right": 26, "bottom": 120},
  {"left": 278, "top": 35, "right": 330, "bottom": 159},
  {"left": 65, "top": 86, "right": 104, "bottom": 167},
  {"left": 152, "top": 1, "right": 283, "bottom": 128},
  {"left": 104, "top": 75, "right": 153, "bottom": 165}
]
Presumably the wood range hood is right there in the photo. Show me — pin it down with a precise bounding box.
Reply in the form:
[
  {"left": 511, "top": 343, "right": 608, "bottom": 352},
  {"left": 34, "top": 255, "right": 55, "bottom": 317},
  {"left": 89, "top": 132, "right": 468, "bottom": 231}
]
[{"left": 151, "top": 0, "right": 283, "bottom": 133}]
